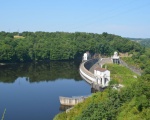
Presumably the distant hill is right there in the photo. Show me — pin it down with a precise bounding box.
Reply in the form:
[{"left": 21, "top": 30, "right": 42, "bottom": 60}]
[{"left": 127, "top": 38, "right": 150, "bottom": 47}]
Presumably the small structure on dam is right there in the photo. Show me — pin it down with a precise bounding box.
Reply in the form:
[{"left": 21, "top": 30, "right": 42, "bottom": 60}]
[
  {"left": 111, "top": 51, "right": 120, "bottom": 64},
  {"left": 82, "top": 51, "right": 91, "bottom": 61},
  {"left": 94, "top": 67, "right": 110, "bottom": 87}
]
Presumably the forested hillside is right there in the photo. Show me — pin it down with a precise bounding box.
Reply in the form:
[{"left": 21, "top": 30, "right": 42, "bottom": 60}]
[
  {"left": 0, "top": 31, "right": 142, "bottom": 62},
  {"left": 128, "top": 38, "right": 150, "bottom": 48},
  {"left": 122, "top": 47, "right": 150, "bottom": 75}
]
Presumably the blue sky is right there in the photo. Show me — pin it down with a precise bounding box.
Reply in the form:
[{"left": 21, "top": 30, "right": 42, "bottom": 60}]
[{"left": 0, "top": 0, "right": 150, "bottom": 38}]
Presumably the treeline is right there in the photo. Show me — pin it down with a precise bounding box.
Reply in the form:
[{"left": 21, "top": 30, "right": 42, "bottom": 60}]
[{"left": 0, "top": 31, "right": 142, "bottom": 62}]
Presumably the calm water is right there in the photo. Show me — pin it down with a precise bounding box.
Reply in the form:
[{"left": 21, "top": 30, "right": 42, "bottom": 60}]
[{"left": 0, "top": 61, "right": 91, "bottom": 120}]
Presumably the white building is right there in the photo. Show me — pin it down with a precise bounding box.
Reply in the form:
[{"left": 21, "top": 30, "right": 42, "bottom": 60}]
[
  {"left": 83, "top": 52, "right": 88, "bottom": 61},
  {"left": 111, "top": 51, "right": 120, "bottom": 64},
  {"left": 94, "top": 67, "right": 110, "bottom": 87},
  {"left": 82, "top": 51, "right": 91, "bottom": 61}
]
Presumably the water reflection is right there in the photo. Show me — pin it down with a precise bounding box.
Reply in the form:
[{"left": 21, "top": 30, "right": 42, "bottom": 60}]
[
  {"left": 0, "top": 61, "right": 92, "bottom": 120},
  {"left": 0, "top": 61, "right": 82, "bottom": 83},
  {"left": 59, "top": 105, "right": 73, "bottom": 111}
]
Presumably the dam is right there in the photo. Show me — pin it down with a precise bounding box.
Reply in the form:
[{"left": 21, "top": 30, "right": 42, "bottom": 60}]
[
  {"left": 79, "top": 58, "right": 112, "bottom": 89},
  {"left": 59, "top": 58, "right": 112, "bottom": 107},
  {"left": 59, "top": 52, "right": 121, "bottom": 107}
]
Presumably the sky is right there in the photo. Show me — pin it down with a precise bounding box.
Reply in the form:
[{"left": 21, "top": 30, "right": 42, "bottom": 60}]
[{"left": 0, "top": 0, "right": 150, "bottom": 38}]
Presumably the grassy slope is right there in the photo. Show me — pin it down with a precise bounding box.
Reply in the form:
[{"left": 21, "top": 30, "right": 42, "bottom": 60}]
[
  {"left": 121, "top": 57, "right": 139, "bottom": 68},
  {"left": 107, "top": 64, "right": 138, "bottom": 86}
]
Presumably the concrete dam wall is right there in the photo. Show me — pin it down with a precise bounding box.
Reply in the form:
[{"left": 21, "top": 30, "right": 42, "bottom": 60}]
[
  {"left": 84, "top": 59, "right": 99, "bottom": 71},
  {"left": 79, "top": 59, "right": 99, "bottom": 85}
]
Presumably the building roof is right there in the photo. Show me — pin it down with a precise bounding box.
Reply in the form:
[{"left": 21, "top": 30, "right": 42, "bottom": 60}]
[{"left": 95, "top": 67, "right": 107, "bottom": 72}]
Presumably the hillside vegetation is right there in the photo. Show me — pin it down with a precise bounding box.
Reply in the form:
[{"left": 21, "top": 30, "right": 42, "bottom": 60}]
[
  {"left": 0, "top": 31, "right": 142, "bottom": 62},
  {"left": 54, "top": 64, "right": 150, "bottom": 120},
  {"left": 122, "top": 48, "right": 150, "bottom": 75},
  {"left": 128, "top": 38, "right": 150, "bottom": 48},
  {"left": 107, "top": 64, "right": 138, "bottom": 86}
]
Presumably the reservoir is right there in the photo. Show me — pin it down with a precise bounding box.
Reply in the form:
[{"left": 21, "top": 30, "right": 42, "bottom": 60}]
[{"left": 0, "top": 61, "right": 91, "bottom": 120}]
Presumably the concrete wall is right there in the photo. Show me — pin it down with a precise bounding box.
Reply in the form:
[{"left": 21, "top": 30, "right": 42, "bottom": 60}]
[{"left": 84, "top": 59, "right": 98, "bottom": 70}]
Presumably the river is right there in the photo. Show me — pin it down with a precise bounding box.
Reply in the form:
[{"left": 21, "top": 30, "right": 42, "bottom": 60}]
[{"left": 0, "top": 61, "right": 91, "bottom": 120}]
